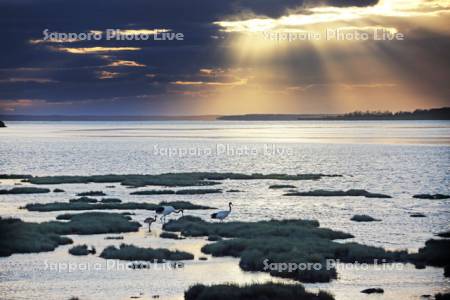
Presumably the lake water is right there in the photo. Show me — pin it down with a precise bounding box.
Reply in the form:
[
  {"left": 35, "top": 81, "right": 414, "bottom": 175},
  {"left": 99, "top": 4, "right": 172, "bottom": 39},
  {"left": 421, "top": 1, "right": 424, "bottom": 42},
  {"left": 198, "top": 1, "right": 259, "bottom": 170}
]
[{"left": 0, "top": 121, "right": 449, "bottom": 300}]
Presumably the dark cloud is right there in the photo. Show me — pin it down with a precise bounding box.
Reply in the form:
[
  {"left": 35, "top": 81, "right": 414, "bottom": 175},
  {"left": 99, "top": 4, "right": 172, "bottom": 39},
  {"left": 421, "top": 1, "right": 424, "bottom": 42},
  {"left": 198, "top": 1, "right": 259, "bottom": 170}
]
[{"left": 5, "top": 0, "right": 450, "bottom": 116}]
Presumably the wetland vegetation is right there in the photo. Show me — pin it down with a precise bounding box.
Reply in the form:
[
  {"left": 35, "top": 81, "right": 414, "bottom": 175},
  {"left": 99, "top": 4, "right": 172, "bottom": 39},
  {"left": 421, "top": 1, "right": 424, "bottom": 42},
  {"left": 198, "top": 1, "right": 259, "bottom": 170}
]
[
  {"left": 24, "top": 200, "right": 213, "bottom": 212},
  {"left": 131, "top": 188, "right": 222, "bottom": 195},
  {"left": 24, "top": 172, "right": 341, "bottom": 187},
  {"left": 184, "top": 283, "right": 334, "bottom": 300},
  {"left": 413, "top": 194, "right": 450, "bottom": 200},
  {"left": 350, "top": 215, "right": 381, "bottom": 222},
  {"left": 163, "top": 216, "right": 408, "bottom": 282},
  {"left": 100, "top": 244, "right": 194, "bottom": 262},
  {"left": 284, "top": 189, "right": 391, "bottom": 198},
  {"left": 0, "top": 213, "right": 140, "bottom": 256},
  {"left": 0, "top": 187, "right": 50, "bottom": 194}
]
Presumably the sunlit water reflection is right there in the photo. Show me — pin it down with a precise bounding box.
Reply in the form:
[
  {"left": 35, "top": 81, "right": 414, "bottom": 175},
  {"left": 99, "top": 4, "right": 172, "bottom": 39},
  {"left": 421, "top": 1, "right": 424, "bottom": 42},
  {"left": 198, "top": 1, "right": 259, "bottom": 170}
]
[{"left": 0, "top": 121, "right": 449, "bottom": 299}]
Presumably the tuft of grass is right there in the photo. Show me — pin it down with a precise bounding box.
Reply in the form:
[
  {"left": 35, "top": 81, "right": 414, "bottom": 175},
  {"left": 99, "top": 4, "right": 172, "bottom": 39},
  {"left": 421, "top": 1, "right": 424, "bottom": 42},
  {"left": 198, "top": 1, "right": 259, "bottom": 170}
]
[
  {"left": 361, "top": 288, "right": 384, "bottom": 294},
  {"left": 0, "top": 174, "right": 32, "bottom": 179},
  {"left": 52, "top": 212, "right": 140, "bottom": 234},
  {"left": 350, "top": 215, "right": 380, "bottom": 222},
  {"left": 77, "top": 191, "right": 106, "bottom": 196},
  {"left": 105, "top": 236, "right": 124, "bottom": 240},
  {"left": 436, "top": 231, "right": 450, "bottom": 238},
  {"left": 25, "top": 200, "right": 213, "bottom": 212},
  {"left": 164, "top": 216, "right": 348, "bottom": 239},
  {"left": 26, "top": 172, "right": 341, "bottom": 188},
  {"left": 69, "top": 245, "right": 89, "bottom": 256},
  {"left": 121, "top": 212, "right": 135, "bottom": 216},
  {"left": 410, "top": 213, "right": 426, "bottom": 218},
  {"left": 131, "top": 189, "right": 222, "bottom": 195},
  {"left": 100, "top": 244, "right": 194, "bottom": 262},
  {"left": 413, "top": 194, "right": 450, "bottom": 200},
  {"left": 1, "top": 212, "right": 135, "bottom": 256},
  {"left": 0, "top": 187, "right": 50, "bottom": 194},
  {"left": 185, "top": 283, "right": 334, "bottom": 300},
  {"left": 269, "top": 184, "right": 296, "bottom": 189},
  {"left": 207, "top": 235, "right": 222, "bottom": 241},
  {"left": 435, "top": 293, "right": 450, "bottom": 300},
  {"left": 100, "top": 198, "right": 122, "bottom": 203},
  {"left": 164, "top": 216, "right": 408, "bottom": 283},
  {"left": 131, "top": 190, "right": 176, "bottom": 195},
  {"left": 285, "top": 189, "right": 391, "bottom": 198},
  {"left": 411, "top": 239, "right": 450, "bottom": 267},
  {"left": 0, "top": 217, "right": 72, "bottom": 257},
  {"left": 69, "top": 197, "right": 98, "bottom": 203},
  {"left": 160, "top": 201, "right": 214, "bottom": 210},
  {"left": 160, "top": 232, "right": 182, "bottom": 239},
  {"left": 175, "top": 189, "right": 222, "bottom": 195}
]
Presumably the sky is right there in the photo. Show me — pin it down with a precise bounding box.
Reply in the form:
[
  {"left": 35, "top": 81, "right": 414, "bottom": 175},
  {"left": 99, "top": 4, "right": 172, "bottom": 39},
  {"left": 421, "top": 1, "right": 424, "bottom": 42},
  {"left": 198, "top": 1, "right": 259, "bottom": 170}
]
[{"left": 0, "top": 0, "right": 449, "bottom": 116}]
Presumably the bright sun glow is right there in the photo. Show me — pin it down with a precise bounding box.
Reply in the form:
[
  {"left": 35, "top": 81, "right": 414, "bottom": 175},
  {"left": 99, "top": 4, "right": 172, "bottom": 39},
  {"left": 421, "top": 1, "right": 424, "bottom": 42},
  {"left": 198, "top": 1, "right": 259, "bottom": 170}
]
[{"left": 201, "top": 0, "right": 450, "bottom": 114}]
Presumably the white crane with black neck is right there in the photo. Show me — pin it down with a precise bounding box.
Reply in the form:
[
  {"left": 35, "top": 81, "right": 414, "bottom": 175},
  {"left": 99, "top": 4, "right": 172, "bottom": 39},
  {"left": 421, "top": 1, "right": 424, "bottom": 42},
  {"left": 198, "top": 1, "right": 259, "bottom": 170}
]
[
  {"left": 211, "top": 202, "right": 233, "bottom": 222},
  {"left": 156, "top": 206, "right": 183, "bottom": 224}
]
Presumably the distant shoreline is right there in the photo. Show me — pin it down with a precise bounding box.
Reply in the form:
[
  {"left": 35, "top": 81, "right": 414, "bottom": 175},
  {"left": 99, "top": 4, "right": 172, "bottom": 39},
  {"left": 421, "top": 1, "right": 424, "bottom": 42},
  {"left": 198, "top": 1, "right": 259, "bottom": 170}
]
[
  {"left": 1, "top": 107, "right": 449, "bottom": 122},
  {"left": 219, "top": 107, "right": 450, "bottom": 121}
]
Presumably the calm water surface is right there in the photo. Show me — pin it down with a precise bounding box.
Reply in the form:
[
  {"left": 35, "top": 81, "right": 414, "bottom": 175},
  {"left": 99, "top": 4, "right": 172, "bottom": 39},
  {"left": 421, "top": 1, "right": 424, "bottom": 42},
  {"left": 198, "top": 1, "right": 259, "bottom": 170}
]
[{"left": 0, "top": 121, "right": 449, "bottom": 299}]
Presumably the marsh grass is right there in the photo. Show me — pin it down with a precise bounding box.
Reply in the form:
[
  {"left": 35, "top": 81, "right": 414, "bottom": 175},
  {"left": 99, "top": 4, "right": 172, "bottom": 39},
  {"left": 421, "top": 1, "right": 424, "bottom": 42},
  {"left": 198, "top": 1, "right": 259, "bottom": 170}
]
[
  {"left": 435, "top": 293, "right": 450, "bottom": 300},
  {"left": 351, "top": 215, "right": 380, "bottom": 222},
  {"left": 25, "top": 200, "right": 213, "bottom": 212},
  {"left": 0, "top": 213, "right": 139, "bottom": 256},
  {"left": 131, "top": 189, "right": 222, "bottom": 195},
  {"left": 77, "top": 191, "right": 106, "bottom": 196},
  {"left": 100, "top": 198, "right": 122, "bottom": 203},
  {"left": 437, "top": 231, "right": 450, "bottom": 238},
  {"left": 207, "top": 235, "right": 222, "bottom": 241},
  {"left": 285, "top": 189, "right": 391, "bottom": 198},
  {"left": 176, "top": 189, "right": 222, "bottom": 195},
  {"left": 413, "top": 194, "right": 450, "bottom": 200},
  {"left": 105, "top": 236, "right": 124, "bottom": 240},
  {"left": 163, "top": 216, "right": 407, "bottom": 282},
  {"left": 411, "top": 239, "right": 450, "bottom": 267},
  {"left": 184, "top": 283, "right": 334, "bottom": 300},
  {"left": 410, "top": 213, "right": 426, "bottom": 218},
  {"left": 131, "top": 190, "right": 176, "bottom": 195},
  {"left": 0, "top": 187, "right": 50, "bottom": 194},
  {"left": 69, "top": 245, "right": 89, "bottom": 256},
  {"left": 100, "top": 244, "right": 194, "bottom": 261},
  {"left": 269, "top": 184, "right": 296, "bottom": 189},
  {"left": 0, "top": 217, "right": 72, "bottom": 257},
  {"left": 69, "top": 197, "right": 98, "bottom": 203},
  {"left": 160, "top": 232, "right": 182, "bottom": 239},
  {"left": 26, "top": 172, "right": 340, "bottom": 187},
  {"left": 0, "top": 174, "right": 32, "bottom": 179},
  {"left": 361, "top": 288, "right": 384, "bottom": 294}
]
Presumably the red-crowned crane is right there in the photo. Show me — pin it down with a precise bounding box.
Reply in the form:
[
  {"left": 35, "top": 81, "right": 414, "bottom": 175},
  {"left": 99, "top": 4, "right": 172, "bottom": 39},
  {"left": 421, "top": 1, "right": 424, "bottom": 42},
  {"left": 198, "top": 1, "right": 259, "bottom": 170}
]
[
  {"left": 156, "top": 206, "right": 183, "bottom": 223},
  {"left": 211, "top": 202, "right": 232, "bottom": 222}
]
